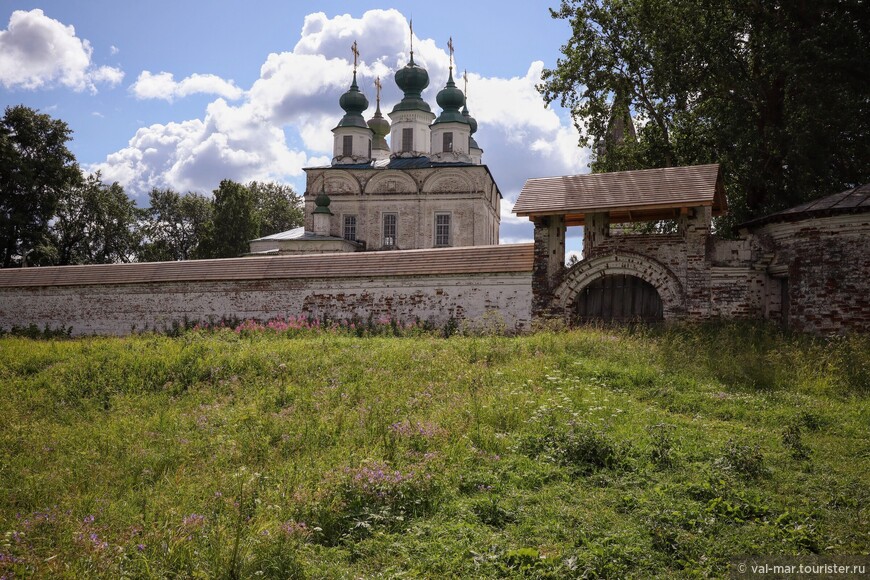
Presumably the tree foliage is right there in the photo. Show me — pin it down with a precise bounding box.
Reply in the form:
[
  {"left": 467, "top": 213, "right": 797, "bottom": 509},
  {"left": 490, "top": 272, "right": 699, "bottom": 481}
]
[
  {"left": 248, "top": 181, "right": 303, "bottom": 238},
  {"left": 1, "top": 106, "right": 304, "bottom": 265},
  {"left": 197, "top": 179, "right": 258, "bottom": 259},
  {"left": 196, "top": 180, "right": 302, "bottom": 258},
  {"left": 540, "top": 0, "right": 870, "bottom": 232},
  {"left": 140, "top": 188, "right": 213, "bottom": 262},
  {"left": 48, "top": 172, "right": 140, "bottom": 265},
  {"left": 0, "top": 105, "right": 80, "bottom": 267}
]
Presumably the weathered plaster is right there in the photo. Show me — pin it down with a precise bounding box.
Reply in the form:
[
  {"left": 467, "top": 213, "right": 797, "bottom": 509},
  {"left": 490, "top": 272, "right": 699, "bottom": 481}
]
[{"left": 0, "top": 272, "right": 532, "bottom": 336}]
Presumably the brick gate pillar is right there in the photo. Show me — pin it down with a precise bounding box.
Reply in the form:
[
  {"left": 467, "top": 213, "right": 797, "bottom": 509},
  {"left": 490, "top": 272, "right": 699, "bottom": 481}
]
[
  {"left": 681, "top": 205, "right": 713, "bottom": 318},
  {"left": 532, "top": 215, "right": 566, "bottom": 318}
]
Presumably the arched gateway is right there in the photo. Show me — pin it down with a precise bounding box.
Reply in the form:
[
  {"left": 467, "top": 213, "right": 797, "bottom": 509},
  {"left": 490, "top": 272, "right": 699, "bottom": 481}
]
[
  {"left": 554, "top": 252, "right": 685, "bottom": 321},
  {"left": 513, "top": 164, "right": 728, "bottom": 323},
  {"left": 573, "top": 274, "right": 663, "bottom": 322}
]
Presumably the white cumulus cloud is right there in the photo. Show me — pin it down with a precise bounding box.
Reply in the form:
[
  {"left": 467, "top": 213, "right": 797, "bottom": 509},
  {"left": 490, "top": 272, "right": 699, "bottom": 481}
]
[
  {"left": 93, "top": 99, "right": 309, "bottom": 196},
  {"left": 94, "top": 8, "right": 591, "bottom": 219},
  {"left": 466, "top": 62, "right": 590, "bottom": 243},
  {"left": 0, "top": 9, "right": 123, "bottom": 92},
  {"left": 131, "top": 71, "right": 244, "bottom": 102},
  {"left": 468, "top": 62, "right": 589, "bottom": 200}
]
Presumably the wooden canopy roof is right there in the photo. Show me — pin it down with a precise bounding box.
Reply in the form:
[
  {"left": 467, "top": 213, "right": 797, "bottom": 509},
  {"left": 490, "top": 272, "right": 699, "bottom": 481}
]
[
  {"left": 514, "top": 164, "right": 726, "bottom": 226},
  {"left": 0, "top": 244, "right": 533, "bottom": 288}
]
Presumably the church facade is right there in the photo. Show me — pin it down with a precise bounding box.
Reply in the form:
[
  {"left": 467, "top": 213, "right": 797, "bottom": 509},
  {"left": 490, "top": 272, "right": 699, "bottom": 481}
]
[{"left": 250, "top": 43, "right": 500, "bottom": 255}]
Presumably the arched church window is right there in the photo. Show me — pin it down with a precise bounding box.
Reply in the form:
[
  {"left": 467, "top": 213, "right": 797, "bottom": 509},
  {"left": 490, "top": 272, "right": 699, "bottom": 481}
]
[
  {"left": 342, "top": 135, "right": 353, "bottom": 157},
  {"left": 435, "top": 212, "right": 451, "bottom": 246},
  {"left": 383, "top": 213, "right": 397, "bottom": 247},
  {"left": 401, "top": 128, "right": 413, "bottom": 153},
  {"left": 343, "top": 215, "right": 357, "bottom": 241}
]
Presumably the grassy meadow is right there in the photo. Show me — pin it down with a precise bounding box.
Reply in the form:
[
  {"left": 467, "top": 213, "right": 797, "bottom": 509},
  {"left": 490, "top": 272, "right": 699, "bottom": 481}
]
[{"left": 0, "top": 322, "right": 868, "bottom": 578}]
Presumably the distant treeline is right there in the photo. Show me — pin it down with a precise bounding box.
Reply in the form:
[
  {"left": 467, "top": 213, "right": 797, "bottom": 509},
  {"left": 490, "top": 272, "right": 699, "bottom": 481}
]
[{"left": 1, "top": 105, "right": 303, "bottom": 268}]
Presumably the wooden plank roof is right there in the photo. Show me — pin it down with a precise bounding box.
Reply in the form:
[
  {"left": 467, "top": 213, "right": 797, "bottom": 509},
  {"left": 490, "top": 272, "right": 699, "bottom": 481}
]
[
  {"left": 514, "top": 164, "right": 726, "bottom": 224},
  {"left": 740, "top": 184, "right": 870, "bottom": 228},
  {"left": 0, "top": 244, "right": 533, "bottom": 288}
]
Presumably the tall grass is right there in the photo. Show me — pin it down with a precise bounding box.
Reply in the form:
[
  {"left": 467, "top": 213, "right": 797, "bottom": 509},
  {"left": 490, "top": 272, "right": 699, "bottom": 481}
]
[{"left": 0, "top": 322, "right": 867, "bottom": 578}]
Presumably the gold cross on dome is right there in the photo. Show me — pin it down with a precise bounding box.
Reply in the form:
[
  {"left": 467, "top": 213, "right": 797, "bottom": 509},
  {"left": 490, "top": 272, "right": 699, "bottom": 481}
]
[
  {"left": 374, "top": 76, "right": 382, "bottom": 107},
  {"left": 463, "top": 69, "right": 468, "bottom": 94},
  {"left": 409, "top": 19, "right": 415, "bottom": 59},
  {"left": 351, "top": 40, "right": 359, "bottom": 71},
  {"left": 448, "top": 37, "right": 454, "bottom": 70}
]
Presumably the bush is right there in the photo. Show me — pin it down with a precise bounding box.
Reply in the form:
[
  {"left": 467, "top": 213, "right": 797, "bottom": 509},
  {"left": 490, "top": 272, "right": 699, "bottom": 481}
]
[
  {"left": 647, "top": 423, "right": 678, "bottom": 469},
  {"left": 311, "top": 458, "right": 442, "bottom": 544},
  {"left": 716, "top": 439, "right": 767, "bottom": 479},
  {"left": 1, "top": 323, "right": 72, "bottom": 339},
  {"left": 472, "top": 494, "right": 516, "bottom": 528},
  {"left": 523, "top": 421, "right": 629, "bottom": 476},
  {"left": 782, "top": 422, "right": 811, "bottom": 460}
]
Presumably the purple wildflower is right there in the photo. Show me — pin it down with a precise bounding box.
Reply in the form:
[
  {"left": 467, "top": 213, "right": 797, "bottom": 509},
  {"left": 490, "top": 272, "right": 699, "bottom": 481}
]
[
  {"left": 181, "top": 514, "right": 205, "bottom": 528},
  {"left": 280, "top": 521, "right": 310, "bottom": 537}
]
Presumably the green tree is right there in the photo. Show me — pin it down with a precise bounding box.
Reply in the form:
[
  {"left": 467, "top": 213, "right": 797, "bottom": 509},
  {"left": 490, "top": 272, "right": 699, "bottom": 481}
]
[
  {"left": 139, "top": 188, "right": 213, "bottom": 262},
  {"left": 0, "top": 105, "right": 80, "bottom": 267},
  {"left": 539, "top": 0, "right": 870, "bottom": 232},
  {"left": 197, "top": 179, "right": 258, "bottom": 259},
  {"left": 248, "top": 181, "right": 303, "bottom": 237},
  {"left": 48, "top": 172, "right": 141, "bottom": 265}
]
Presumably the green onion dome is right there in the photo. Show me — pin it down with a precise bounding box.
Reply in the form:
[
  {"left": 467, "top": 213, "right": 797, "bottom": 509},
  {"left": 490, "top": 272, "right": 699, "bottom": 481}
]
[
  {"left": 463, "top": 100, "right": 480, "bottom": 150},
  {"left": 392, "top": 55, "right": 431, "bottom": 113},
  {"left": 336, "top": 72, "right": 369, "bottom": 129},
  {"left": 462, "top": 100, "right": 478, "bottom": 134},
  {"left": 433, "top": 69, "right": 469, "bottom": 125},
  {"left": 313, "top": 191, "right": 333, "bottom": 214},
  {"left": 368, "top": 105, "right": 390, "bottom": 141}
]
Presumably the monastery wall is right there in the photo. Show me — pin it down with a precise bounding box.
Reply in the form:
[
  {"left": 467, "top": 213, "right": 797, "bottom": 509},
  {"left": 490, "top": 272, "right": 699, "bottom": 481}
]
[
  {"left": 707, "top": 237, "right": 767, "bottom": 319},
  {"left": 756, "top": 214, "right": 870, "bottom": 334},
  {"left": 0, "top": 273, "right": 531, "bottom": 336},
  {"left": 0, "top": 245, "right": 533, "bottom": 337},
  {"left": 709, "top": 266, "right": 767, "bottom": 319}
]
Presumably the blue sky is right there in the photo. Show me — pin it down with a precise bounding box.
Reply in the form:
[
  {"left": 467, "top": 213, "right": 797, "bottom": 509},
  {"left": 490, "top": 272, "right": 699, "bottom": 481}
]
[{"left": 0, "top": 1, "right": 591, "bottom": 251}]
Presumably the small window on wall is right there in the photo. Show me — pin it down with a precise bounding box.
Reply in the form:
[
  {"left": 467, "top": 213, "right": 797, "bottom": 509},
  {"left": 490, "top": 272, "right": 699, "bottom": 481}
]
[
  {"left": 342, "top": 135, "right": 353, "bottom": 157},
  {"left": 435, "top": 212, "right": 451, "bottom": 247},
  {"left": 401, "top": 128, "right": 413, "bottom": 153},
  {"left": 343, "top": 215, "right": 357, "bottom": 241},
  {"left": 383, "top": 213, "right": 397, "bottom": 247},
  {"left": 443, "top": 132, "right": 453, "bottom": 152}
]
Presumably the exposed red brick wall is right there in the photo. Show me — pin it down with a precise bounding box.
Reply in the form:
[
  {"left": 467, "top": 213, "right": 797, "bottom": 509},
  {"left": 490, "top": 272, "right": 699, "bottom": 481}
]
[{"left": 760, "top": 215, "right": 870, "bottom": 334}]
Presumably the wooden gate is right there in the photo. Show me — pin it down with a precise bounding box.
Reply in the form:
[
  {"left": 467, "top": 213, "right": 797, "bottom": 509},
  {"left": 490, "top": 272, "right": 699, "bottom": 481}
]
[{"left": 574, "top": 274, "right": 663, "bottom": 322}]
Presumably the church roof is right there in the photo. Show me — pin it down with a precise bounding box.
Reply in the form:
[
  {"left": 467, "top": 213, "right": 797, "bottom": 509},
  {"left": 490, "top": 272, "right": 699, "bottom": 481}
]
[
  {"left": 335, "top": 71, "right": 369, "bottom": 129},
  {"left": 0, "top": 244, "right": 533, "bottom": 288},
  {"left": 514, "top": 164, "right": 726, "bottom": 226},
  {"left": 391, "top": 56, "right": 431, "bottom": 114},
  {"left": 740, "top": 184, "right": 870, "bottom": 229}
]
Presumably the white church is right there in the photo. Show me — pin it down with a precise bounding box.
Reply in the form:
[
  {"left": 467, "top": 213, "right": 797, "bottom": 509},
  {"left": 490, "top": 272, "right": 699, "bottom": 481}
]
[{"left": 248, "top": 40, "right": 502, "bottom": 255}]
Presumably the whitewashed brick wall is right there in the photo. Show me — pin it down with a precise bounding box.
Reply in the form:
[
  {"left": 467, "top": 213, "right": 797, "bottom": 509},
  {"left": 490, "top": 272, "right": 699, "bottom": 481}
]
[{"left": 0, "top": 272, "right": 532, "bottom": 336}]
